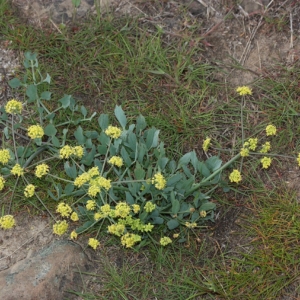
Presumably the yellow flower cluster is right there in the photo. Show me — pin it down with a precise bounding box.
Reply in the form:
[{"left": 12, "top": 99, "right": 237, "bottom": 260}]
[
  {"left": 105, "top": 125, "right": 122, "bottom": 139},
  {"left": 53, "top": 220, "right": 68, "bottom": 236},
  {"left": 35, "top": 163, "right": 49, "bottom": 178},
  {"left": 0, "top": 176, "right": 5, "bottom": 191},
  {"left": 236, "top": 86, "right": 252, "bottom": 96},
  {"left": 108, "top": 223, "right": 126, "bottom": 237},
  {"left": 74, "top": 172, "right": 90, "bottom": 187},
  {"left": 266, "top": 124, "right": 276, "bottom": 136},
  {"left": 88, "top": 167, "right": 100, "bottom": 177},
  {"left": 144, "top": 202, "right": 156, "bottom": 213},
  {"left": 240, "top": 148, "right": 250, "bottom": 157},
  {"left": 260, "top": 142, "right": 271, "bottom": 153},
  {"left": 185, "top": 222, "right": 197, "bottom": 228},
  {"left": 70, "top": 212, "right": 79, "bottom": 221},
  {"left": 160, "top": 236, "right": 172, "bottom": 246},
  {"left": 121, "top": 233, "right": 141, "bottom": 248},
  {"left": 152, "top": 172, "right": 166, "bottom": 190},
  {"left": 0, "top": 215, "right": 16, "bottom": 229},
  {"left": 27, "top": 125, "right": 44, "bottom": 139},
  {"left": 108, "top": 156, "right": 123, "bottom": 167},
  {"left": 86, "top": 200, "right": 97, "bottom": 211},
  {"left": 241, "top": 138, "right": 258, "bottom": 157},
  {"left": 88, "top": 238, "right": 100, "bottom": 250},
  {"left": 24, "top": 184, "right": 35, "bottom": 198},
  {"left": 118, "top": 216, "right": 154, "bottom": 232},
  {"left": 202, "top": 137, "right": 211, "bottom": 152},
  {"left": 88, "top": 176, "right": 112, "bottom": 197},
  {"left": 0, "top": 149, "right": 11, "bottom": 164},
  {"left": 297, "top": 153, "right": 300, "bottom": 167},
  {"left": 56, "top": 202, "right": 72, "bottom": 217},
  {"left": 229, "top": 169, "right": 242, "bottom": 183},
  {"left": 70, "top": 230, "right": 78, "bottom": 240},
  {"left": 132, "top": 204, "right": 140, "bottom": 214},
  {"left": 115, "top": 202, "right": 131, "bottom": 218},
  {"left": 11, "top": 164, "right": 24, "bottom": 177},
  {"left": 5, "top": 99, "right": 23, "bottom": 114},
  {"left": 261, "top": 157, "right": 272, "bottom": 169},
  {"left": 200, "top": 210, "right": 207, "bottom": 218},
  {"left": 59, "top": 145, "right": 84, "bottom": 159}
]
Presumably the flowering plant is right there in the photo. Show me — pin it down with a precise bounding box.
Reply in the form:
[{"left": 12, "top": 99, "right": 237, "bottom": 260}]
[{"left": 0, "top": 53, "right": 296, "bottom": 249}]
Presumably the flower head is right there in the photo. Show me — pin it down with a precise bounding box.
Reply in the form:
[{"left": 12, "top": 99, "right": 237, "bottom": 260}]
[
  {"left": 11, "top": 164, "right": 24, "bottom": 177},
  {"left": 144, "top": 202, "right": 156, "bottom": 213},
  {"left": 202, "top": 137, "right": 211, "bottom": 152},
  {"left": 88, "top": 167, "right": 100, "bottom": 178},
  {"left": 88, "top": 185, "right": 100, "bottom": 197},
  {"left": 108, "top": 156, "right": 123, "bottom": 167},
  {"left": 260, "top": 142, "right": 271, "bottom": 153},
  {"left": 105, "top": 125, "right": 122, "bottom": 139},
  {"left": 70, "top": 212, "right": 79, "bottom": 221},
  {"left": 266, "top": 125, "right": 277, "bottom": 136},
  {"left": 160, "top": 236, "right": 172, "bottom": 246},
  {"left": 108, "top": 223, "right": 126, "bottom": 237},
  {"left": 53, "top": 220, "right": 68, "bottom": 236},
  {"left": 152, "top": 172, "right": 166, "bottom": 190},
  {"left": 27, "top": 125, "right": 44, "bottom": 139},
  {"left": 35, "top": 163, "right": 49, "bottom": 178},
  {"left": 132, "top": 204, "right": 140, "bottom": 214},
  {"left": 5, "top": 99, "right": 23, "bottom": 114},
  {"left": 236, "top": 86, "right": 252, "bottom": 96},
  {"left": 248, "top": 138, "right": 258, "bottom": 151},
  {"left": 56, "top": 202, "right": 72, "bottom": 217},
  {"left": 200, "top": 210, "right": 207, "bottom": 218},
  {"left": 229, "top": 169, "right": 242, "bottom": 183},
  {"left": 240, "top": 148, "right": 249, "bottom": 157},
  {"left": 59, "top": 145, "right": 74, "bottom": 159},
  {"left": 24, "top": 184, "right": 35, "bottom": 198},
  {"left": 0, "top": 176, "right": 5, "bottom": 191},
  {"left": 261, "top": 157, "right": 272, "bottom": 169},
  {"left": 88, "top": 238, "right": 100, "bottom": 250},
  {"left": 0, "top": 215, "right": 16, "bottom": 229},
  {"left": 121, "top": 233, "right": 141, "bottom": 248},
  {"left": 185, "top": 222, "right": 197, "bottom": 228},
  {"left": 74, "top": 172, "right": 90, "bottom": 187},
  {"left": 86, "top": 200, "right": 97, "bottom": 211},
  {"left": 0, "top": 149, "right": 11, "bottom": 165},
  {"left": 115, "top": 202, "right": 131, "bottom": 218},
  {"left": 70, "top": 230, "right": 78, "bottom": 240},
  {"left": 73, "top": 146, "right": 84, "bottom": 159}
]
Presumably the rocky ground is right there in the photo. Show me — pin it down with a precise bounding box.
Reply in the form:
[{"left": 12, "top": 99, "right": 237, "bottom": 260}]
[{"left": 1, "top": 0, "right": 300, "bottom": 299}]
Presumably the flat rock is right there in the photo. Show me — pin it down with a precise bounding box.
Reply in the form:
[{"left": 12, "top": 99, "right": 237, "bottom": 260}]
[{"left": 0, "top": 240, "right": 92, "bottom": 300}]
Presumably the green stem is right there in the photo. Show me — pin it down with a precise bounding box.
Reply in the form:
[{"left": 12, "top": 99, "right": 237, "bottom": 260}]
[
  {"left": 11, "top": 115, "right": 18, "bottom": 163},
  {"left": 47, "top": 173, "right": 74, "bottom": 183},
  {"left": 23, "top": 145, "right": 49, "bottom": 168},
  {"left": 101, "top": 139, "right": 111, "bottom": 175}
]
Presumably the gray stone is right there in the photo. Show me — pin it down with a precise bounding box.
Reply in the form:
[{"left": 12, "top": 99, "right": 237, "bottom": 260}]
[{"left": 0, "top": 240, "right": 92, "bottom": 300}]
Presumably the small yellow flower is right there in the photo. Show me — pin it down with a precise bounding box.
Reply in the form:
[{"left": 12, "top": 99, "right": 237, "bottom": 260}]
[
  {"left": 0, "top": 176, "right": 5, "bottom": 191},
  {"left": 5, "top": 99, "right": 23, "bottom": 114},
  {"left": 160, "top": 236, "right": 172, "bottom": 246},
  {"left": 27, "top": 125, "right": 44, "bottom": 139},
  {"left": 88, "top": 167, "right": 100, "bottom": 178},
  {"left": 86, "top": 200, "right": 97, "bottom": 211},
  {"left": 105, "top": 125, "right": 122, "bottom": 139},
  {"left": 70, "top": 230, "right": 78, "bottom": 240},
  {"left": 94, "top": 212, "right": 103, "bottom": 221},
  {"left": 53, "top": 220, "right": 68, "bottom": 236},
  {"left": 74, "top": 172, "right": 90, "bottom": 187},
  {"left": 266, "top": 125, "right": 276, "bottom": 136},
  {"left": 185, "top": 222, "right": 197, "bottom": 228},
  {"left": 115, "top": 202, "right": 131, "bottom": 218},
  {"left": 108, "top": 223, "right": 126, "bottom": 237},
  {"left": 202, "top": 137, "right": 211, "bottom": 152},
  {"left": 261, "top": 157, "right": 272, "bottom": 169},
  {"left": 173, "top": 233, "right": 179, "bottom": 238},
  {"left": 35, "top": 163, "right": 49, "bottom": 178},
  {"left": 236, "top": 86, "right": 252, "bottom": 96},
  {"left": 132, "top": 204, "right": 140, "bottom": 214},
  {"left": 24, "top": 184, "right": 35, "bottom": 198},
  {"left": 200, "top": 210, "right": 207, "bottom": 218},
  {"left": 70, "top": 212, "right": 79, "bottom": 221},
  {"left": 152, "top": 172, "right": 166, "bottom": 190},
  {"left": 144, "top": 202, "right": 156, "bottom": 213},
  {"left": 59, "top": 145, "right": 74, "bottom": 159},
  {"left": 73, "top": 146, "right": 84, "bottom": 159},
  {"left": 0, "top": 149, "right": 11, "bottom": 165},
  {"left": 11, "top": 163, "right": 24, "bottom": 177},
  {"left": 121, "top": 233, "right": 141, "bottom": 248},
  {"left": 88, "top": 238, "right": 100, "bottom": 250},
  {"left": 240, "top": 148, "right": 249, "bottom": 157},
  {"left": 56, "top": 202, "right": 72, "bottom": 218},
  {"left": 260, "top": 142, "right": 271, "bottom": 153},
  {"left": 88, "top": 185, "right": 100, "bottom": 197},
  {"left": 0, "top": 215, "right": 16, "bottom": 229},
  {"left": 97, "top": 176, "right": 111, "bottom": 191},
  {"left": 100, "top": 204, "right": 111, "bottom": 216},
  {"left": 248, "top": 138, "right": 258, "bottom": 151},
  {"left": 229, "top": 169, "right": 242, "bottom": 183},
  {"left": 108, "top": 156, "right": 123, "bottom": 167}
]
